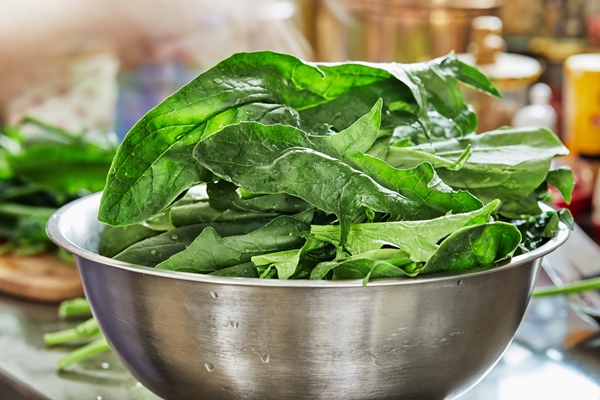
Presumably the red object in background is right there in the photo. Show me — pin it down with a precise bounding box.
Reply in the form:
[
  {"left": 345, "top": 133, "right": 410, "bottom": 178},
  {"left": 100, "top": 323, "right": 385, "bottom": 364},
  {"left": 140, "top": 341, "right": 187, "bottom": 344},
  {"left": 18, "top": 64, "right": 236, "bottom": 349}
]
[
  {"left": 553, "top": 183, "right": 592, "bottom": 217},
  {"left": 587, "top": 14, "right": 600, "bottom": 47},
  {"left": 594, "top": 218, "right": 600, "bottom": 243}
]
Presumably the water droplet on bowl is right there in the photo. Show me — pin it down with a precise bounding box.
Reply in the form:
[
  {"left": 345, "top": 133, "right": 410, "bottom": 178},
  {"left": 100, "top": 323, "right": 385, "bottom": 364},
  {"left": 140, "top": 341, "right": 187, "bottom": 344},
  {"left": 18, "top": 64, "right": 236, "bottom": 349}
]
[
  {"left": 457, "top": 280, "right": 463, "bottom": 286},
  {"left": 229, "top": 321, "right": 239, "bottom": 329},
  {"left": 260, "top": 353, "right": 271, "bottom": 363},
  {"left": 210, "top": 291, "right": 218, "bottom": 299},
  {"left": 205, "top": 363, "right": 215, "bottom": 372}
]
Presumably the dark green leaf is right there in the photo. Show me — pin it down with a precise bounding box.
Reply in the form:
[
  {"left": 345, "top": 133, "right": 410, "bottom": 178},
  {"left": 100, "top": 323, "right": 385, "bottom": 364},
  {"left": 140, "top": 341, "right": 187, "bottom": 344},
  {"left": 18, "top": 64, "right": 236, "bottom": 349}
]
[
  {"left": 344, "top": 152, "right": 483, "bottom": 215},
  {"left": 194, "top": 122, "right": 423, "bottom": 245},
  {"left": 99, "top": 224, "right": 160, "bottom": 258},
  {"left": 114, "top": 219, "right": 272, "bottom": 267},
  {"left": 156, "top": 210, "right": 314, "bottom": 272},
  {"left": 207, "top": 180, "right": 312, "bottom": 213},
  {"left": 208, "top": 262, "right": 259, "bottom": 277}
]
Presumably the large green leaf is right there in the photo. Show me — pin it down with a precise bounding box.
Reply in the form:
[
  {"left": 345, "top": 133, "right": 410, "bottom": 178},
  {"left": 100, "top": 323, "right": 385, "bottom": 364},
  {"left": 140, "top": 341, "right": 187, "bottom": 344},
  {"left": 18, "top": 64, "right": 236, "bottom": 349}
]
[
  {"left": 386, "top": 127, "right": 570, "bottom": 213},
  {"left": 194, "top": 122, "right": 424, "bottom": 244},
  {"left": 99, "top": 51, "right": 499, "bottom": 226},
  {"left": 156, "top": 211, "right": 313, "bottom": 273},
  {"left": 310, "top": 200, "right": 499, "bottom": 260},
  {"left": 344, "top": 152, "right": 482, "bottom": 215},
  {"left": 98, "top": 52, "right": 396, "bottom": 225}
]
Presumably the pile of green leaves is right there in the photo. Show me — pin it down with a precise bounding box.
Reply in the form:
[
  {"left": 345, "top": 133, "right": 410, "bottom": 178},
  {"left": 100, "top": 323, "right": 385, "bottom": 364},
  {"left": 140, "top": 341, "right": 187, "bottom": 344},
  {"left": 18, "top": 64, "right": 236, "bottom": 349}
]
[
  {"left": 98, "top": 51, "right": 574, "bottom": 283},
  {"left": 0, "top": 118, "right": 116, "bottom": 255}
]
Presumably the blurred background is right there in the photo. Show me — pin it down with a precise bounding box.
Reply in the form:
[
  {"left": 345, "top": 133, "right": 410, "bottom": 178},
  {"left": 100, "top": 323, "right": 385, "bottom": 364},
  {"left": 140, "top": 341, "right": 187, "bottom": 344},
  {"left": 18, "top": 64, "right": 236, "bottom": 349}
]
[
  {"left": 1, "top": 0, "right": 599, "bottom": 137},
  {"left": 2, "top": 0, "right": 600, "bottom": 234}
]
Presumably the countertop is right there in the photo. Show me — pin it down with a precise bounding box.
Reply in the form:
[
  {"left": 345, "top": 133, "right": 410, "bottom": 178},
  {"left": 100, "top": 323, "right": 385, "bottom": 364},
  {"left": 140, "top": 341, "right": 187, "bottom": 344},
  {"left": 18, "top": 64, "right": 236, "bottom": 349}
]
[{"left": 1, "top": 270, "right": 600, "bottom": 400}]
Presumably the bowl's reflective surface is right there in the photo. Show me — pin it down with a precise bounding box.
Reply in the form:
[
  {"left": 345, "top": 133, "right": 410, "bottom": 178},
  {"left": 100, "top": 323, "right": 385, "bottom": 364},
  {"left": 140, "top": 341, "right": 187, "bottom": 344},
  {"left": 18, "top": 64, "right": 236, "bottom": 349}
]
[{"left": 47, "top": 193, "right": 570, "bottom": 400}]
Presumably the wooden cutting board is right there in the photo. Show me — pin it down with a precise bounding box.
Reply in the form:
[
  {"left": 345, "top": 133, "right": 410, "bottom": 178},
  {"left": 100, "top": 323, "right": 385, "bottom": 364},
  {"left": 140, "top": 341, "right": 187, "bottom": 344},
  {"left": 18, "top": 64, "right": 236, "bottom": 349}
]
[{"left": 0, "top": 253, "right": 84, "bottom": 303}]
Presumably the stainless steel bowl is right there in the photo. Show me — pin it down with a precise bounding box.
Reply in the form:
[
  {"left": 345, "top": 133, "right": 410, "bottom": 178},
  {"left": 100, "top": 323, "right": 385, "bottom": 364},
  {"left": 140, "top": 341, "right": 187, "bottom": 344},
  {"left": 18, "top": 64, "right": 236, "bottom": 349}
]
[{"left": 47, "top": 193, "right": 569, "bottom": 400}]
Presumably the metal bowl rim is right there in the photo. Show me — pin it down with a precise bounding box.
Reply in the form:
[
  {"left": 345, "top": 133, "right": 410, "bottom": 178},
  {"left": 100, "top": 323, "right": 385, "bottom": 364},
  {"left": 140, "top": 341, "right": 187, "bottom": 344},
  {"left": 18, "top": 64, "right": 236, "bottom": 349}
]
[{"left": 47, "top": 192, "right": 570, "bottom": 288}]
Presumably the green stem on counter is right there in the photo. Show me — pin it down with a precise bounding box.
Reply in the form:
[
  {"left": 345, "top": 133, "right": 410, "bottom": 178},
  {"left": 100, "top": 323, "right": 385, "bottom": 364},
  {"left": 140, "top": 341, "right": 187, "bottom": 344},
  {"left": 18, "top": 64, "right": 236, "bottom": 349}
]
[
  {"left": 532, "top": 276, "right": 600, "bottom": 297},
  {"left": 56, "top": 337, "right": 110, "bottom": 370},
  {"left": 58, "top": 297, "right": 92, "bottom": 319},
  {"left": 12, "top": 242, "right": 48, "bottom": 256},
  {"left": 22, "top": 115, "right": 80, "bottom": 145},
  {"left": 44, "top": 317, "right": 100, "bottom": 346}
]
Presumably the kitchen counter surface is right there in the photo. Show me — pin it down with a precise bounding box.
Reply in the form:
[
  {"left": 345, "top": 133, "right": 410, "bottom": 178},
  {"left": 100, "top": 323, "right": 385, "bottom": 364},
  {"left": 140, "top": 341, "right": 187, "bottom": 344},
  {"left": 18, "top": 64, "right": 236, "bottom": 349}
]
[{"left": 1, "top": 269, "right": 599, "bottom": 400}]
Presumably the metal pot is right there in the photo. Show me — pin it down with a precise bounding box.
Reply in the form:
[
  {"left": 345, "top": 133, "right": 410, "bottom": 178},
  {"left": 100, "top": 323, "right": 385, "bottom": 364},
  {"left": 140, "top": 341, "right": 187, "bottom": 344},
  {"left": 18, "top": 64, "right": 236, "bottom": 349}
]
[{"left": 47, "top": 193, "right": 569, "bottom": 400}]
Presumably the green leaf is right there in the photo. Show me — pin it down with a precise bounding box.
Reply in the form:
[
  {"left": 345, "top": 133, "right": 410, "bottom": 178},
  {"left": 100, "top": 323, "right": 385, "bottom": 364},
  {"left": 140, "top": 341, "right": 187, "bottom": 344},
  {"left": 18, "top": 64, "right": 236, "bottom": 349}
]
[
  {"left": 251, "top": 235, "right": 330, "bottom": 279},
  {"left": 324, "top": 99, "right": 382, "bottom": 156},
  {"left": 113, "top": 219, "right": 272, "bottom": 267},
  {"left": 8, "top": 144, "right": 114, "bottom": 194},
  {"left": 310, "top": 200, "right": 499, "bottom": 260},
  {"left": 557, "top": 208, "right": 575, "bottom": 230},
  {"left": 297, "top": 80, "right": 415, "bottom": 136},
  {"left": 311, "top": 258, "right": 419, "bottom": 284},
  {"left": 98, "top": 52, "right": 396, "bottom": 226},
  {"left": 252, "top": 249, "right": 300, "bottom": 280},
  {"left": 99, "top": 51, "right": 493, "bottom": 226},
  {"left": 439, "top": 56, "right": 503, "bottom": 98},
  {"left": 386, "top": 127, "right": 569, "bottom": 213},
  {"left": 99, "top": 224, "right": 160, "bottom": 258},
  {"left": 546, "top": 166, "right": 574, "bottom": 204},
  {"left": 386, "top": 144, "right": 472, "bottom": 171},
  {"left": 344, "top": 152, "right": 483, "bottom": 215},
  {"left": 156, "top": 211, "right": 313, "bottom": 272},
  {"left": 194, "top": 122, "right": 424, "bottom": 245},
  {"left": 208, "top": 262, "right": 259, "bottom": 277},
  {"left": 169, "top": 200, "right": 280, "bottom": 227},
  {"left": 0, "top": 148, "right": 13, "bottom": 179},
  {"left": 422, "top": 222, "right": 521, "bottom": 274},
  {"left": 207, "top": 180, "right": 312, "bottom": 213}
]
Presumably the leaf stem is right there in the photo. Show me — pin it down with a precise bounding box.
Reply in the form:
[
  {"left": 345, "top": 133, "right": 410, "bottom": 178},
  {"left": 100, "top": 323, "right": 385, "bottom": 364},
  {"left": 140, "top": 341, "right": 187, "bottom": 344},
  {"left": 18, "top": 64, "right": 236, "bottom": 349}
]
[
  {"left": 59, "top": 297, "right": 92, "bottom": 319},
  {"left": 532, "top": 276, "right": 600, "bottom": 297},
  {"left": 44, "top": 318, "right": 100, "bottom": 346},
  {"left": 56, "top": 337, "right": 110, "bottom": 369},
  {"left": 22, "top": 115, "right": 80, "bottom": 145}
]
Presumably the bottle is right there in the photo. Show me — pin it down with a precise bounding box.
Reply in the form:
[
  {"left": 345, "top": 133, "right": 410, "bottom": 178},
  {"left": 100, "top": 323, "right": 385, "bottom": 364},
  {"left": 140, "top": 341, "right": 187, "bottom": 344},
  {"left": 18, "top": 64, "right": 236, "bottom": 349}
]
[
  {"left": 563, "top": 53, "right": 600, "bottom": 159},
  {"left": 511, "top": 83, "right": 557, "bottom": 131}
]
